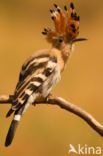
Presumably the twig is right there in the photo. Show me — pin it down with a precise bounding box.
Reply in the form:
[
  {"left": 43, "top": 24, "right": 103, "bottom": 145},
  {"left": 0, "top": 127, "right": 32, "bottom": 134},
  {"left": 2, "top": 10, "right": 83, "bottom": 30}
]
[{"left": 0, "top": 95, "right": 103, "bottom": 137}]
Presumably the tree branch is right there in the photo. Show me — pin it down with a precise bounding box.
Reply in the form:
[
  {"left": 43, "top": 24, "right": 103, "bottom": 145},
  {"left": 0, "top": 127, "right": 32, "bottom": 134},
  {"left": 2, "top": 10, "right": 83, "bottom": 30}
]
[{"left": 0, "top": 95, "right": 103, "bottom": 137}]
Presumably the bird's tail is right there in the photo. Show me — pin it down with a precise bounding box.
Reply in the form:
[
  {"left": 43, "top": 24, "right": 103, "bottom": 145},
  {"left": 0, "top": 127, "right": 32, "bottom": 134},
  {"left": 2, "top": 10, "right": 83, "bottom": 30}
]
[
  {"left": 5, "top": 106, "right": 24, "bottom": 147},
  {"left": 6, "top": 108, "right": 14, "bottom": 118}
]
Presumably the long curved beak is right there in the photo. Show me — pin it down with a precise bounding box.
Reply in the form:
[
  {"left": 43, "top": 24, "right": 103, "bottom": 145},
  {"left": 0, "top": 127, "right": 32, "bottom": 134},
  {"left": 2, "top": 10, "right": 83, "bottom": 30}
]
[{"left": 72, "top": 38, "right": 88, "bottom": 43}]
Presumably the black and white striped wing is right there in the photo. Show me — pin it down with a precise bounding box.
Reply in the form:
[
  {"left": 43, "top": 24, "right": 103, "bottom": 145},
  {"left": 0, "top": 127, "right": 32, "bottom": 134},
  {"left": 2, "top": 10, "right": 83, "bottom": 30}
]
[
  {"left": 15, "top": 53, "right": 50, "bottom": 91},
  {"left": 12, "top": 54, "right": 57, "bottom": 110}
]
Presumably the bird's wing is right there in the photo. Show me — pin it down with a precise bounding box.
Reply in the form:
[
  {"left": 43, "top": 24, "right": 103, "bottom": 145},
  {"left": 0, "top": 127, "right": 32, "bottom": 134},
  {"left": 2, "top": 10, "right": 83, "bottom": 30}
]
[
  {"left": 15, "top": 52, "right": 50, "bottom": 90},
  {"left": 12, "top": 53, "right": 57, "bottom": 110}
]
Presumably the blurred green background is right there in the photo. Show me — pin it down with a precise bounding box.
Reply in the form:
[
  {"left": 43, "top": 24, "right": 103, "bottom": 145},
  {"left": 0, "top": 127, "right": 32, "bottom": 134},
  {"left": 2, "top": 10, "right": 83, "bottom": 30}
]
[{"left": 0, "top": 0, "right": 103, "bottom": 156}]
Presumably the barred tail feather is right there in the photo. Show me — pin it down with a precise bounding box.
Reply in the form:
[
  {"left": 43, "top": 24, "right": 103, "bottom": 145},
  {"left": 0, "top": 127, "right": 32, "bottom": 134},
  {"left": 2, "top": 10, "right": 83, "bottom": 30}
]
[
  {"left": 5, "top": 118, "right": 20, "bottom": 147},
  {"left": 6, "top": 109, "right": 14, "bottom": 118},
  {"left": 5, "top": 108, "right": 23, "bottom": 147}
]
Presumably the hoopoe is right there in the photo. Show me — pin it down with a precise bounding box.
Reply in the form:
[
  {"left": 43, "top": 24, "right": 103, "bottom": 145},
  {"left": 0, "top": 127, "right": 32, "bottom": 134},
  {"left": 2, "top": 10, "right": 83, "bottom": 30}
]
[{"left": 5, "top": 2, "right": 87, "bottom": 146}]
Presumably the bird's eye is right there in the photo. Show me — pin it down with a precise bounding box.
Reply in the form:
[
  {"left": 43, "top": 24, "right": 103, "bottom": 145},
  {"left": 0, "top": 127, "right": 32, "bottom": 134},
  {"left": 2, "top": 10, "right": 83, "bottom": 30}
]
[{"left": 59, "top": 38, "right": 63, "bottom": 43}]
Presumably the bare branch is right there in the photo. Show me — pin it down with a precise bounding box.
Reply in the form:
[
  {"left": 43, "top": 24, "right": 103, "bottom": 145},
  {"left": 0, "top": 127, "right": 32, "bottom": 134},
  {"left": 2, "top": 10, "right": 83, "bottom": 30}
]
[
  {"left": 0, "top": 95, "right": 12, "bottom": 103},
  {"left": 0, "top": 95, "right": 103, "bottom": 137}
]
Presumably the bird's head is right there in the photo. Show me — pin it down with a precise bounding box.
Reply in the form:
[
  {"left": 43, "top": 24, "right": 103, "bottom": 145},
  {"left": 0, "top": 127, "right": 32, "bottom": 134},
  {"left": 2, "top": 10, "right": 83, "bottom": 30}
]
[{"left": 42, "top": 2, "right": 87, "bottom": 50}]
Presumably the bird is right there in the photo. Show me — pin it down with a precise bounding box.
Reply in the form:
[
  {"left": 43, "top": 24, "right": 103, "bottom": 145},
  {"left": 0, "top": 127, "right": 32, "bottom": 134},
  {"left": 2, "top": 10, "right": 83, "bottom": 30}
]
[{"left": 5, "top": 1, "right": 87, "bottom": 147}]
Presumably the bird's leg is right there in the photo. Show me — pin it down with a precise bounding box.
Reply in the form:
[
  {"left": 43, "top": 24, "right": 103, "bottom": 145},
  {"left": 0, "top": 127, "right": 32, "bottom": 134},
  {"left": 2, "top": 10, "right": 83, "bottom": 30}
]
[
  {"left": 32, "top": 93, "right": 55, "bottom": 106},
  {"left": 46, "top": 93, "right": 55, "bottom": 101}
]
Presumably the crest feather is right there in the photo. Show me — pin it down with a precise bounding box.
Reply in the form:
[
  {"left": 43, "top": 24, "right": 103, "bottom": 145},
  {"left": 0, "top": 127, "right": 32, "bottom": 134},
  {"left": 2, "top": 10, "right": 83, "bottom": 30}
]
[{"left": 42, "top": 2, "right": 80, "bottom": 43}]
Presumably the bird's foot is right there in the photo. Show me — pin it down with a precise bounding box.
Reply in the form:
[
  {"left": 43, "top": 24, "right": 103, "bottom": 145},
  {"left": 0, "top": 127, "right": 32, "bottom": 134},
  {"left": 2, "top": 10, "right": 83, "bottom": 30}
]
[{"left": 46, "top": 93, "right": 54, "bottom": 102}]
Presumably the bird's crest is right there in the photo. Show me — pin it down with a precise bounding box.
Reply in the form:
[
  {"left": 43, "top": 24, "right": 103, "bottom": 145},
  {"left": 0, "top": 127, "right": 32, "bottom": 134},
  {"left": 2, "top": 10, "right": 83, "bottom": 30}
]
[{"left": 42, "top": 2, "right": 81, "bottom": 43}]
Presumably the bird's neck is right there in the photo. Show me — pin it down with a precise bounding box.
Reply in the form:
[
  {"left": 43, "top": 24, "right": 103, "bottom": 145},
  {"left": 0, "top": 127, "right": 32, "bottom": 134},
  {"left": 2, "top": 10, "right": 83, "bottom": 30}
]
[
  {"left": 50, "top": 44, "right": 73, "bottom": 72},
  {"left": 61, "top": 44, "right": 72, "bottom": 63}
]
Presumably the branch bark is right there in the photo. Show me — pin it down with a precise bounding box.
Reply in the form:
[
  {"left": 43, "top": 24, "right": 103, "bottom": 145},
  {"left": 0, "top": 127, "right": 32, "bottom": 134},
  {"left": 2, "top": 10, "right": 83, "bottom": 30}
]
[{"left": 0, "top": 95, "right": 103, "bottom": 137}]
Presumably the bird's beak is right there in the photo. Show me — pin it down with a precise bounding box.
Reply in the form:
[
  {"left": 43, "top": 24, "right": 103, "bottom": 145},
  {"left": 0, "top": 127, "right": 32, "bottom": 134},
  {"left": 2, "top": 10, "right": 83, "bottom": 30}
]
[{"left": 72, "top": 38, "right": 88, "bottom": 43}]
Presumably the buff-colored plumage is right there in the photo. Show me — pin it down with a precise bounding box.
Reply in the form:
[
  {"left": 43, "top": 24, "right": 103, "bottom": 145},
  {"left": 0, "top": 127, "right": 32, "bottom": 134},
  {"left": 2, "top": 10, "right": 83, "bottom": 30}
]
[{"left": 5, "top": 1, "right": 86, "bottom": 147}]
